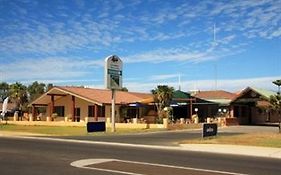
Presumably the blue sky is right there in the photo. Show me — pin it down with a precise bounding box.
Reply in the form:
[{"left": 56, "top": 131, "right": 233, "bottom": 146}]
[{"left": 0, "top": 0, "right": 280, "bottom": 93}]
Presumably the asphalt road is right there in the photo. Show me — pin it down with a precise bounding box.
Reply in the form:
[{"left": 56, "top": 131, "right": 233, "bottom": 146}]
[
  {"left": 0, "top": 136, "right": 280, "bottom": 175},
  {"left": 56, "top": 125, "right": 280, "bottom": 146}
]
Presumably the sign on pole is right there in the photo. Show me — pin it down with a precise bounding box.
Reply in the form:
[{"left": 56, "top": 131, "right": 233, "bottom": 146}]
[
  {"left": 105, "top": 55, "right": 123, "bottom": 90},
  {"left": 105, "top": 55, "right": 123, "bottom": 132}
]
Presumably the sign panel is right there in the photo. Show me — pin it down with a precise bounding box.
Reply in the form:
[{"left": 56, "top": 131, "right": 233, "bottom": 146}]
[
  {"left": 105, "top": 55, "right": 123, "bottom": 90},
  {"left": 87, "top": 122, "right": 106, "bottom": 132},
  {"left": 202, "top": 123, "right": 218, "bottom": 137}
]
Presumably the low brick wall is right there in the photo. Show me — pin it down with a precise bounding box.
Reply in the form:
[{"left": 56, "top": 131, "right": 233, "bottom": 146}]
[
  {"left": 167, "top": 123, "right": 202, "bottom": 130},
  {"left": 147, "top": 124, "right": 165, "bottom": 129},
  {"left": 5, "top": 121, "right": 86, "bottom": 127},
  {"left": 113, "top": 123, "right": 149, "bottom": 129},
  {"left": 225, "top": 117, "right": 239, "bottom": 126}
]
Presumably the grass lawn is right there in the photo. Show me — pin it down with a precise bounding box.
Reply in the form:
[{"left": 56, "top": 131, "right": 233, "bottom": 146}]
[
  {"left": 182, "top": 133, "right": 281, "bottom": 148},
  {"left": 0, "top": 124, "right": 166, "bottom": 136}
]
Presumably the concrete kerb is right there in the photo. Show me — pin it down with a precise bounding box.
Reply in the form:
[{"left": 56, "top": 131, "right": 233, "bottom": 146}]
[
  {"left": 1, "top": 134, "right": 281, "bottom": 160},
  {"left": 180, "top": 144, "right": 281, "bottom": 159}
]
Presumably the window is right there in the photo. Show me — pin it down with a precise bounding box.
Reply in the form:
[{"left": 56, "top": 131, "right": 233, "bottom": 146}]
[
  {"left": 88, "top": 105, "right": 95, "bottom": 117},
  {"left": 88, "top": 105, "right": 105, "bottom": 117},
  {"left": 54, "top": 106, "right": 65, "bottom": 117},
  {"left": 98, "top": 106, "right": 105, "bottom": 117},
  {"left": 75, "top": 108, "right": 80, "bottom": 117}
]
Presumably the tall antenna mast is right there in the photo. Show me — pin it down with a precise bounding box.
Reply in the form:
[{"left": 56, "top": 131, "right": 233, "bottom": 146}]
[
  {"left": 213, "top": 23, "right": 218, "bottom": 90},
  {"left": 178, "top": 73, "right": 181, "bottom": 91}
]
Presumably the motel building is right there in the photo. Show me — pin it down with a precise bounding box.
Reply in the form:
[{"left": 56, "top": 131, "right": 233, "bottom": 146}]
[
  {"left": 27, "top": 86, "right": 238, "bottom": 126},
  {"left": 28, "top": 86, "right": 155, "bottom": 126},
  {"left": 6, "top": 86, "right": 276, "bottom": 127}
]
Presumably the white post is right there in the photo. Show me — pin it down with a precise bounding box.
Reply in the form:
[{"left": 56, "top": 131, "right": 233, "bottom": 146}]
[{"left": 111, "top": 89, "right": 116, "bottom": 132}]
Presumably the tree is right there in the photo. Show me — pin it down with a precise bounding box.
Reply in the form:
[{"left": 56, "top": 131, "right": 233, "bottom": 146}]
[
  {"left": 271, "top": 79, "right": 281, "bottom": 133},
  {"left": 27, "top": 81, "right": 46, "bottom": 102},
  {"left": 0, "top": 82, "right": 9, "bottom": 102},
  {"left": 273, "top": 80, "right": 281, "bottom": 94},
  {"left": 9, "top": 82, "right": 28, "bottom": 111},
  {"left": 151, "top": 85, "right": 174, "bottom": 120},
  {"left": 46, "top": 83, "right": 54, "bottom": 91},
  {"left": 269, "top": 95, "right": 281, "bottom": 111},
  {"left": 120, "top": 87, "right": 128, "bottom": 92}
]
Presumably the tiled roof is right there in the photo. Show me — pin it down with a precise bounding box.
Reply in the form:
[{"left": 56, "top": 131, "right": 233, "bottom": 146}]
[
  {"left": 194, "top": 90, "right": 237, "bottom": 100},
  {"left": 55, "top": 86, "right": 152, "bottom": 105}
]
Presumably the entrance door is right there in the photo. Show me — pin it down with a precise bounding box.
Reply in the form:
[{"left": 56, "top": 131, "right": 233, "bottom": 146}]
[{"left": 248, "top": 106, "right": 252, "bottom": 124}]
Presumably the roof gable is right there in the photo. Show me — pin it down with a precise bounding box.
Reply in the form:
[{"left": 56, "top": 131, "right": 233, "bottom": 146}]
[
  {"left": 250, "top": 87, "right": 276, "bottom": 99},
  {"left": 231, "top": 87, "right": 276, "bottom": 103}
]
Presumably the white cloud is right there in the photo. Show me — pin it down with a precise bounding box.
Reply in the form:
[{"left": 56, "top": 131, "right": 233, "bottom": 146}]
[
  {"left": 0, "top": 57, "right": 103, "bottom": 82},
  {"left": 122, "top": 76, "right": 281, "bottom": 93},
  {"left": 184, "top": 76, "right": 280, "bottom": 92},
  {"left": 123, "top": 39, "right": 244, "bottom": 65},
  {"left": 269, "top": 27, "right": 281, "bottom": 38},
  {"left": 0, "top": 0, "right": 280, "bottom": 88},
  {"left": 1, "top": 0, "right": 279, "bottom": 57},
  {"left": 149, "top": 74, "right": 180, "bottom": 81}
]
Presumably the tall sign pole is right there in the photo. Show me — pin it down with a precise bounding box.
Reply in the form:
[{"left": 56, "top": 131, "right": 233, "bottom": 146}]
[
  {"left": 111, "top": 89, "right": 116, "bottom": 132},
  {"left": 105, "top": 55, "right": 123, "bottom": 132}
]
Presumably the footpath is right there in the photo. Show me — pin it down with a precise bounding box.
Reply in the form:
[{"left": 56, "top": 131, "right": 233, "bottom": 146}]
[{"left": 1, "top": 131, "right": 281, "bottom": 159}]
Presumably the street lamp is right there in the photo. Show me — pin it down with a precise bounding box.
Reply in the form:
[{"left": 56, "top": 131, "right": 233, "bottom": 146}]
[{"left": 194, "top": 108, "right": 198, "bottom": 114}]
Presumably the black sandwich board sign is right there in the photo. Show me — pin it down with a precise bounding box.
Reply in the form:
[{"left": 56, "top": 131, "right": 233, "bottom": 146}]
[
  {"left": 87, "top": 122, "right": 106, "bottom": 132},
  {"left": 202, "top": 123, "right": 218, "bottom": 137}
]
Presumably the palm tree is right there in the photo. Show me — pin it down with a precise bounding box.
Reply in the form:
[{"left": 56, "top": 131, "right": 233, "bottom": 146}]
[
  {"left": 27, "top": 81, "right": 46, "bottom": 102},
  {"left": 151, "top": 85, "right": 174, "bottom": 120},
  {"left": 9, "top": 82, "right": 28, "bottom": 111}
]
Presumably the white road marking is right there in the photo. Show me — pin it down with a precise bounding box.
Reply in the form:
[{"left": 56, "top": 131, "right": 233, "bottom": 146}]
[
  {"left": 70, "top": 158, "right": 249, "bottom": 175},
  {"left": 71, "top": 159, "right": 143, "bottom": 175},
  {"left": 1, "top": 135, "right": 191, "bottom": 151}
]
